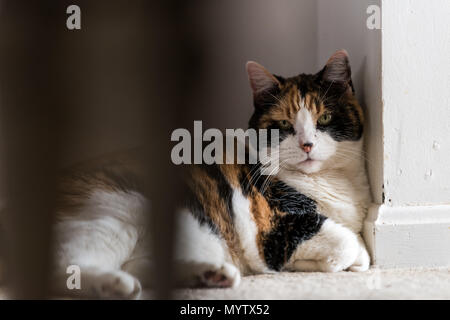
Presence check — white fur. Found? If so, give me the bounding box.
[280,102,339,174]
[52,103,371,296]
[174,209,240,288]
[53,190,148,299]
[295,106,316,146]
[174,209,229,269]
[285,219,360,272]
[52,188,243,297]
[278,140,370,233]
[277,105,372,271]
[231,189,271,274]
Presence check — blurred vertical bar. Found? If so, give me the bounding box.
[0,1,61,298]
[140,1,205,298]
[0,0,203,299]
[139,1,183,299]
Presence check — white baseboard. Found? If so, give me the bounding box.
[363,204,450,268]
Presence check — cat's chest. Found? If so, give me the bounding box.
[277,170,371,232]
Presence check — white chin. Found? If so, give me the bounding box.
[297,159,322,173]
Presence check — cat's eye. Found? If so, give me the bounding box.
[278,120,292,130]
[318,113,333,126]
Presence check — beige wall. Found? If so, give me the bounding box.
[191,0,317,130]
[62,0,318,165]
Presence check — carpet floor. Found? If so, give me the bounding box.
[171,267,450,300]
[0,267,448,300]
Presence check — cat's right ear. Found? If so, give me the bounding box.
[246,61,281,95]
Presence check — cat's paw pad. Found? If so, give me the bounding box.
[200,263,241,288]
[93,270,141,299]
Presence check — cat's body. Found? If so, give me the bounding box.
[52,151,150,299]
[52,50,372,299]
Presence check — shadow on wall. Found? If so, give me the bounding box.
[317,0,382,203]
[57,0,382,202]
[59,0,319,166]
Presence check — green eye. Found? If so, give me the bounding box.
[278,120,292,130]
[318,113,333,126]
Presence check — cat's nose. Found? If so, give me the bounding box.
[301,142,313,153]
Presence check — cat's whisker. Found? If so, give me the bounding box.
[259,159,290,195]
[333,147,376,167]
[244,153,282,192]
[318,80,335,102]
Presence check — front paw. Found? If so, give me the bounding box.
[199,263,241,288]
[347,236,370,272]
[91,270,142,299]
[290,220,360,273]
[175,261,241,289]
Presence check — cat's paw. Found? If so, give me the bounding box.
[320,223,360,273]
[347,241,370,272]
[91,270,142,299]
[291,220,360,273]
[199,263,241,288]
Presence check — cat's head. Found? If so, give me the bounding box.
[247,50,364,174]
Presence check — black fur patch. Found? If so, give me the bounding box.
[239,162,277,197]
[316,83,363,142]
[262,180,326,271]
[265,180,316,214]
[263,211,326,271]
[239,167,326,271]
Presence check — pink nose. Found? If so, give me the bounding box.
[301,143,313,153]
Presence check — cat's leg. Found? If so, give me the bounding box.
[54,265,141,299]
[52,218,142,299]
[52,191,146,299]
[122,256,154,288]
[173,209,241,288]
[121,234,154,288]
[347,234,370,272]
[285,218,361,273]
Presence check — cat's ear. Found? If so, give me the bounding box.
[319,50,354,93]
[246,61,281,95]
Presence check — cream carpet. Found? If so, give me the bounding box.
[0,267,448,299]
[172,267,450,300]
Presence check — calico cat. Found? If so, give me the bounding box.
[52,50,371,299]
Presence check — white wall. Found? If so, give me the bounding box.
[362,0,450,268]
[317,0,383,203]
[383,0,450,206]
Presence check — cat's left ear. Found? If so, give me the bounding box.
[246,61,281,95]
[319,49,355,94]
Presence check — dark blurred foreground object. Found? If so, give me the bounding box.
[0,1,62,299]
[0,0,200,298]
